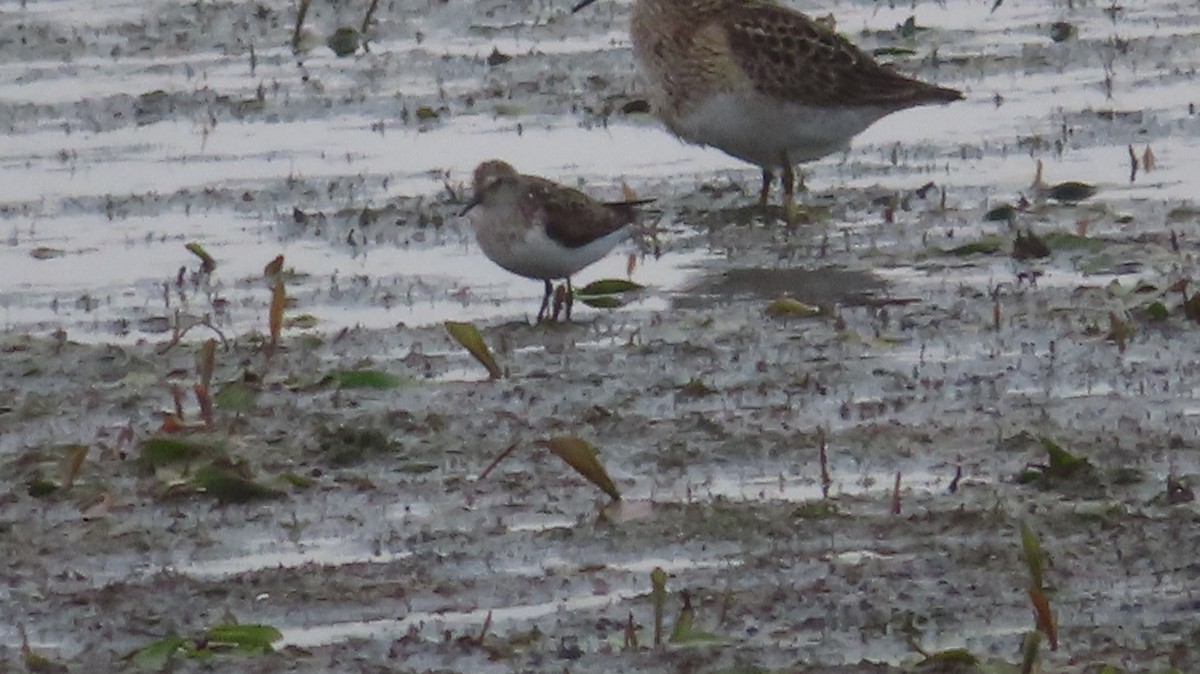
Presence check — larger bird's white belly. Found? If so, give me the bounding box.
[673,91,889,167]
[477,224,629,281]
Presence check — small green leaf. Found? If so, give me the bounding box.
[280,472,315,488]
[326,26,359,57]
[668,628,725,644]
[185,242,217,273]
[1045,181,1097,202]
[1015,468,1041,484]
[285,314,319,329]
[492,103,525,116]
[194,463,284,504]
[139,437,224,468]
[1041,436,1084,476]
[575,279,644,296]
[984,204,1017,222]
[872,46,917,57]
[764,297,819,318]
[444,321,503,380]
[945,237,1005,256]
[578,296,624,309]
[214,382,259,413]
[1145,302,1169,321]
[1021,631,1043,673]
[132,635,188,670]
[1019,519,1045,589]
[540,436,620,500]
[317,426,393,467]
[27,477,59,498]
[667,592,724,644]
[1040,231,1106,252]
[651,567,667,646]
[205,623,282,653]
[331,369,404,389]
[668,596,694,643]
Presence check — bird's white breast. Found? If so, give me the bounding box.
[474,217,629,281]
[674,91,890,167]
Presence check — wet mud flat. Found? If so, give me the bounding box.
[3,0,1200,671]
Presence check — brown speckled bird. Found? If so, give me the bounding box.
[573,0,963,216]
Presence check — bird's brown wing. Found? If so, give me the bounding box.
[722,3,962,109]
[520,177,634,249]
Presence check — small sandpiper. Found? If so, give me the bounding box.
[460,160,649,322]
[572,0,963,217]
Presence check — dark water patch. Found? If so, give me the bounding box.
[677,266,887,308]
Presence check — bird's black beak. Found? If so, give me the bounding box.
[571,0,601,13]
[459,193,483,217]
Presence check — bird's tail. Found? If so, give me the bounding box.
[604,198,656,224]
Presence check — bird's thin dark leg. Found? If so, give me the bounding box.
[781,157,795,213]
[759,169,774,217]
[551,283,566,321]
[565,278,574,320]
[537,279,552,323]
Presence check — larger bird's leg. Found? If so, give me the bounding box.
[537,279,552,323]
[781,154,796,225]
[565,278,574,321]
[759,168,774,217]
[551,283,567,321]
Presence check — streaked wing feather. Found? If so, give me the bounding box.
[521,177,633,249]
[723,4,961,108]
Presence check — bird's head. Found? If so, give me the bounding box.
[460,160,520,216]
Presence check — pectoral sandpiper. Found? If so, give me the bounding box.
[572,0,963,217]
[460,160,648,322]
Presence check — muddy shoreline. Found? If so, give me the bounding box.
[4,0,1200,671]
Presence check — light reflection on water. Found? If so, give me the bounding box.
[171,537,414,579]
[276,553,741,648]
[5,0,1198,343]
[0,215,717,342]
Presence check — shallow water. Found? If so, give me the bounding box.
[3,0,1194,343]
